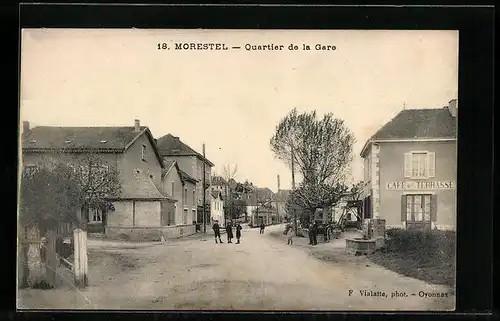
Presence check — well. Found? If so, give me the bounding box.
[345,218,386,255]
[345,238,376,255]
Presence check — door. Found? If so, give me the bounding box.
[405,194,432,231]
[363,196,372,219]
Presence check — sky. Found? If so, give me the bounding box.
[20,29,458,192]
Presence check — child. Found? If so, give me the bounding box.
[235,223,242,244]
[287,226,294,245]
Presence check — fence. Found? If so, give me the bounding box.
[18,225,88,289]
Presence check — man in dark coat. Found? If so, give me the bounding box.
[212,220,223,244]
[312,221,318,245]
[226,221,234,243]
[308,222,314,245]
[235,222,242,244]
[259,222,265,234]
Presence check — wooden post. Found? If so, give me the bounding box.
[44,230,57,287]
[73,228,88,287]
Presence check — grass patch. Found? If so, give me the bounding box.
[369,229,456,287]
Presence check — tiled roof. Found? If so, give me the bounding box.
[179,169,199,184]
[22,125,165,167]
[361,108,457,156]
[275,189,291,202]
[371,108,456,140]
[114,173,175,201]
[155,133,215,166]
[23,126,147,150]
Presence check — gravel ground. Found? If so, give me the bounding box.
[17,224,455,311]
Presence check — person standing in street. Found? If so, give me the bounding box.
[312,221,318,246]
[226,221,234,243]
[212,220,223,244]
[308,221,314,245]
[235,222,242,244]
[287,225,294,245]
[259,222,265,234]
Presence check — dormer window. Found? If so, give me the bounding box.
[100,140,108,144]
[65,140,72,144]
[29,140,36,144]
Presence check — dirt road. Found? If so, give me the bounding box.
[18,224,455,310]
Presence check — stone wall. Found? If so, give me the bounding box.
[105,225,196,242]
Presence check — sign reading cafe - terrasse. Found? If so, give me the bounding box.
[386,181,456,190]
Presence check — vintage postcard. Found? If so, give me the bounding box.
[18,29,457,311]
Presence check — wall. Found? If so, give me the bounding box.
[134,201,161,226]
[119,133,163,196]
[195,157,212,208]
[107,201,134,226]
[211,197,224,224]
[162,164,183,225]
[105,225,196,242]
[22,152,119,172]
[378,141,457,229]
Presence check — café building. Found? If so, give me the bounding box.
[360,100,457,231]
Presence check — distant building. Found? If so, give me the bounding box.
[360,99,457,231]
[273,189,291,222]
[156,134,215,225]
[210,190,225,226]
[245,187,276,226]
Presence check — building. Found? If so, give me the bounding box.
[245,187,276,226]
[210,190,225,226]
[273,189,291,222]
[21,119,180,240]
[162,160,199,231]
[360,100,457,231]
[156,134,215,224]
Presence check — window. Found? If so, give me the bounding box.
[192,210,196,223]
[171,182,175,197]
[183,188,188,204]
[405,195,431,222]
[404,151,435,178]
[141,144,147,161]
[183,209,188,225]
[88,208,102,223]
[192,190,195,205]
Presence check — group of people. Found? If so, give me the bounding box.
[212,220,242,244]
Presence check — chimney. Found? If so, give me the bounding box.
[448,99,457,118]
[154,138,157,145]
[22,121,30,136]
[173,136,179,140]
[134,119,140,132]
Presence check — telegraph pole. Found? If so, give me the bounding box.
[202,143,206,233]
[276,174,280,223]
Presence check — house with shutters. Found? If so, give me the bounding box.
[360,99,457,231]
[156,134,214,224]
[20,119,178,240]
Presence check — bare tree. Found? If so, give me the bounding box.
[221,164,238,223]
[270,108,355,185]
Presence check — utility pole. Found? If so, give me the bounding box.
[202,143,206,233]
[291,146,297,234]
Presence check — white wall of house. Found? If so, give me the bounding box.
[211,197,224,224]
[134,201,161,226]
[107,201,134,227]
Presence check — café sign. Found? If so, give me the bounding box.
[386,181,456,190]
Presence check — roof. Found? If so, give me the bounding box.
[22,126,164,167]
[211,190,223,200]
[156,133,215,166]
[109,173,175,201]
[275,189,291,202]
[179,169,199,184]
[361,108,457,156]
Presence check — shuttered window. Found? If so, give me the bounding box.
[404,151,436,179]
[401,194,437,230]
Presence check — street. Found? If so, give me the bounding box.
[18,224,454,311]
